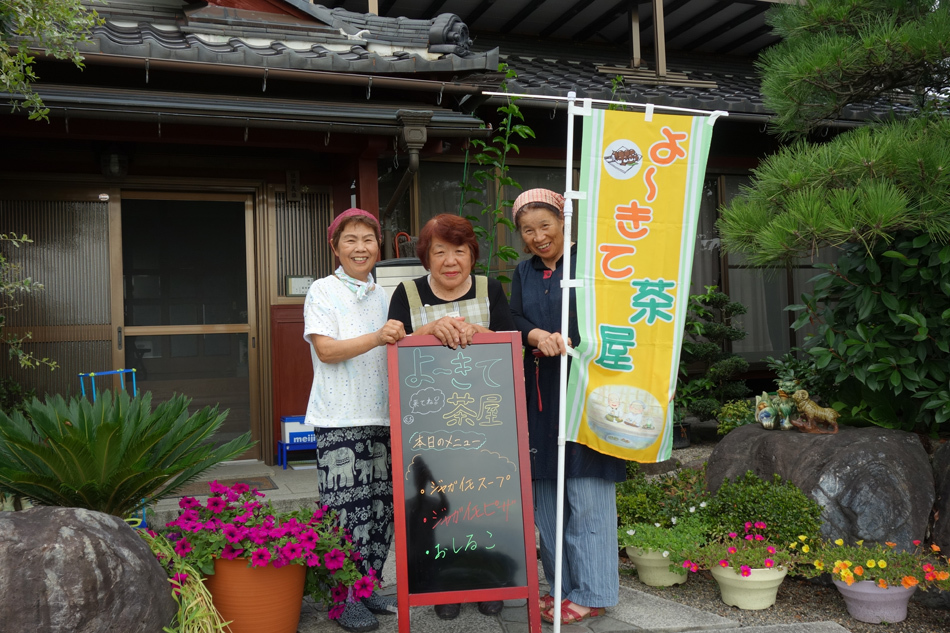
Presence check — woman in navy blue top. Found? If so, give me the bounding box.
[509,189,625,626]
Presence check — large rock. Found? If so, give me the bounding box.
[934,441,950,550]
[706,425,934,546]
[0,506,176,633]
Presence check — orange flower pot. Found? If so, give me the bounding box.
[204,558,307,633]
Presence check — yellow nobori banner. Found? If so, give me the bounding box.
[566,108,715,462]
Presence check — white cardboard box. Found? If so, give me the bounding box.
[281,416,315,444]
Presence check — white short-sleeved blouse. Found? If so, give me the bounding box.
[302,275,389,428]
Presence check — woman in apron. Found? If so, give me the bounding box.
[387,213,514,620]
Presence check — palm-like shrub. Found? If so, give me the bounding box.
[0,390,254,518]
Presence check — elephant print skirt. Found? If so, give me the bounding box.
[315,425,394,580]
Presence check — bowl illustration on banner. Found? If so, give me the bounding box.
[603,139,644,180]
[587,386,662,449]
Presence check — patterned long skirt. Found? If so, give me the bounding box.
[314,425,394,580]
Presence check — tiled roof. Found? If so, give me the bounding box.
[484,38,916,124]
[80,1,497,75]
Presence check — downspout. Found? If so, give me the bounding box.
[382,110,433,228]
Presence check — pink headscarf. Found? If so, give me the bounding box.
[512,189,565,227]
[326,208,380,244]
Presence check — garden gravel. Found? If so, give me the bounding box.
[623,443,950,632]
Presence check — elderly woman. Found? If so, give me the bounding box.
[509,189,626,626]
[387,213,512,620]
[304,208,406,633]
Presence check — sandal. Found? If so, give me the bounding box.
[539,594,555,612]
[540,600,604,625]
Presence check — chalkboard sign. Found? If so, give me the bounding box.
[388,332,540,632]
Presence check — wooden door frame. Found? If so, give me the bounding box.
[109,190,262,461]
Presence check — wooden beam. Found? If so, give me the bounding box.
[539,0,597,38]
[629,1,640,69]
[421,0,448,20]
[682,4,772,52]
[465,0,494,26]
[500,1,542,34]
[653,0,666,77]
[714,24,775,54]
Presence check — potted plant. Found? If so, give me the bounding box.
[683,521,797,610]
[150,481,373,633]
[618,513,709,587]
[796,538,950,624]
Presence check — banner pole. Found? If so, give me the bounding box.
[552,89,580,633]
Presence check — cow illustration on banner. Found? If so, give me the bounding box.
[565,108,716,463]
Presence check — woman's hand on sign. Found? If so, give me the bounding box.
[376,319,407,346]
[428,315,472,349]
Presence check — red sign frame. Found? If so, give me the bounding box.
[387,332,541,633]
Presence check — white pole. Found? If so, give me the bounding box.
[552,90,579,633]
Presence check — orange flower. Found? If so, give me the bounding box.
[932,544,941,553]
[877,579,888,589]
[936,571,950,581]
[854,566,864,576]
[901,576,919,589]
[885,542,897,548]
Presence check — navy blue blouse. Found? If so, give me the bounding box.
[509,245,626,483]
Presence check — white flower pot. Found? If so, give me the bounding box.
[625,547,687,587]
[833,579,916,624]
[710,565,787,610]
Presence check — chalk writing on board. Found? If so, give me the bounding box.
[433,499,520,527]
[428,532,497,558]
[405,348,435,387]
[403,414,415,425]
[475,358,502,386]
[408,387,445,414]
[442,392,506,426]
[409,430,487,451]
[427,474,512,495]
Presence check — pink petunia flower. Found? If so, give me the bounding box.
[174,538,193,556]
[208,480,229,495]
[298,530,319,550]
[353,576,375,599]
[306,553,321,567]
[281,542,303,560]
[331,584,349,602]
[221,544,244,560]
[328,604,345,620]
[173,572,189,585]
[179,497,200,509]
[206,497,228,514]
[232,483,250,494]
[222,524,248,543]
[324,548,346,570]
[250,547,272,567]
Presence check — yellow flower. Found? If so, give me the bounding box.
[802,545,810,553]
[878,560,887,569]
[856,540,864,546]
[834,539,844,546]
[814,560,824,570]
[866,559,876,568]
[798,535,807,542]
[789,542,798,549]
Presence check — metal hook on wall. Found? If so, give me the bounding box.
[437,84,444,106]
[262,68,268,93]
[759,121,768,133]
[393,152,399,170]
[145,59,149,84]
[550,100,558,120]
[366,77,372,100]
[821,126,829,137]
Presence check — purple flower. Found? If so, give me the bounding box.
[324,548,346,570]
[206,497,227,514]
[249,526,269,545]
[221,544,245,560]
[306,553,321,567]
[311,507,325,522]
[281,542,303,560]
[172,572,189,585]
[353,575,375,599]
[331,584,349,602]
[250,547,272,567]
[222,524,248,543]
[740,565,752,577]
[179,497,200,509]
[233,483,250,494]
[351,550,363,562]
[179,509,199,522]
[226,490,240,502]
[298,530,318,550]
[208,480,229,495]
[328,604,345,620]
[233,511,253,524]
[174,538,193,556]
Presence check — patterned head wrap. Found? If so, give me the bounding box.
[326,207,381,244]
[512,189,565,227]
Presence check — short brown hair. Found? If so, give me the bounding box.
[416,214,479,270]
